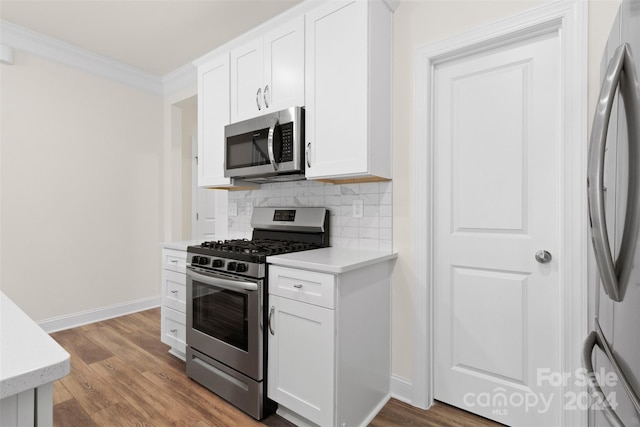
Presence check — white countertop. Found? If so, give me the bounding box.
[267,247,397,274]
[0,292,70,399]
[161,240,201,251]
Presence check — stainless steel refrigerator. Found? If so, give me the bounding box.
[585,0,640,426]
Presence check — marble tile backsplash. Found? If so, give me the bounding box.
[228,180,392,251]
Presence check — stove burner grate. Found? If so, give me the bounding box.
[199,238,321,256]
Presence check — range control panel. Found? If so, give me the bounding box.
[188,254,264,279]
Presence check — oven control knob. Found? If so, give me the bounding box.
[212,259,224,268]
[191,256,200,265]
[227,262,237,271]
[198,257,209,266]
[235,263,248,273]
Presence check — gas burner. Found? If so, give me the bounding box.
[188,207,329,273]
[197,238,320,257]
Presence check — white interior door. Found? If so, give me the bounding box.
[433,34,563,426]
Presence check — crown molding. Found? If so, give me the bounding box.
[0,20,164,95]
[162,62,197,97]
[1,44,14,64]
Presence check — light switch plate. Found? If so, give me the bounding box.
[229,202,238,217]
[353,199,364,218]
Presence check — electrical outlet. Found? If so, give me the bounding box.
[229,202,238,217]
[352,199,364,218]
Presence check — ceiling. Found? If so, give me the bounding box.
[0,0,301,77]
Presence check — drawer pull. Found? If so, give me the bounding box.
[170,260,178,263]
[170,290,178,294]
[170,329,178,334]
[293,284,303,289]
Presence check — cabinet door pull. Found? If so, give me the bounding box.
[306,142,311,168]
[256,87,262,111]
[170,289,178,294]
[170,259,178,263]
[268,306,275,335]
[264,85,270,109]
[293,284,303,289]
[170,329,178,334]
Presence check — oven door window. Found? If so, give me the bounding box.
[192,281,249,352]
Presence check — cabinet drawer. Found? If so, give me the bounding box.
[162,249,187,273]
[269,266,335,309]
[162,270,186,313]
[161,307,186,354]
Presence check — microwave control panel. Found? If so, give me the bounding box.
[280,122,294,162]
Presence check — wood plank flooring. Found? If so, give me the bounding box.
[50,308,502,427]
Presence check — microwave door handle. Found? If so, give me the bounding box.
[267,117,279,171]
[587,43,640,302]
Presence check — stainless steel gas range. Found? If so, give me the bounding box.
[185,207,329,420]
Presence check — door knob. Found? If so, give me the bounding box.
[535,250,552,264]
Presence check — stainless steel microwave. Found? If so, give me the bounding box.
[224,107,304,182]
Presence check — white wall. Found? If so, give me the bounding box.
[390,0,622,388]
[0,51,164,322]
[178,96,197,239]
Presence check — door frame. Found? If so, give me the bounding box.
[191,135,200,240]
[412,2,588,426]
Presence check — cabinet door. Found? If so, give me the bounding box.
[305,1,369,179]
[198,54,232,187]
[263,17,305,113]
[230,38,264,122]
[267,295,335,426]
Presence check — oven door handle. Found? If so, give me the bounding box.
[188,269,258,292]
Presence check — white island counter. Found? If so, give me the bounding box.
[1,292,70,426]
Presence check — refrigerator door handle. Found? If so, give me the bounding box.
[582,319,640,426]
[587,43,640,302]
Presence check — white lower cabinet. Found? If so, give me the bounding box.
[268,294,335,427]
[1,384,54,427]
[267,262,392,427]
[160,246,188,359]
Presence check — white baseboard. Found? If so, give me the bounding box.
[390,374,413,405]
[360,394,391,427]
[276,406,316,427]
[38,296,161,333]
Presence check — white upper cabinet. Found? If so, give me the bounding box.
[305,1,393,182]
[230,17,304,122]
[198,53,233,188]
